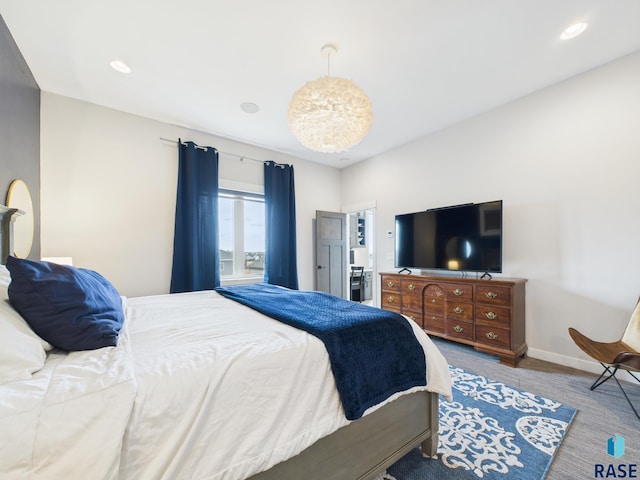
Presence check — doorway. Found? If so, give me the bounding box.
[347,207,376,306]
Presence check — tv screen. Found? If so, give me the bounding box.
[394,200,502,273]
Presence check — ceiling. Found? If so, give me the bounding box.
[2,1,640,168]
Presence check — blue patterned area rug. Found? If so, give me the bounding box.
[381,366,577,480]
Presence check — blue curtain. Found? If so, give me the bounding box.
[170,140,220,293]
[264,161,299,289]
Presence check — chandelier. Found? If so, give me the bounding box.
[288,44,373,153]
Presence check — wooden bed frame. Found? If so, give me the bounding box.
[249,391,439,480]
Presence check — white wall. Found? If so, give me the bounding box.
[39,50,640,373]
[341,51,640,373]
[40,93,342,297]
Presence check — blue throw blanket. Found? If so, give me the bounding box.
[216,283,427,420]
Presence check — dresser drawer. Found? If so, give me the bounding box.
[402,291,424,311]
[381,293,401,313]
[476,325,511,350]
[402,309,422,327]
[424,313,445,334]
[402,280,426,296]
[476,285,511,307]
[475,305,511,327]
[424,284,445,311]
[446,301,473,321]
[381,276,401,293]
[425,284,445,297]
[424,295,445,313]
[446,320,474,342]
[442,283,473,302]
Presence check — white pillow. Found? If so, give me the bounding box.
[0,298,47,384]
[0,264,10,297]
[1,262,54,352]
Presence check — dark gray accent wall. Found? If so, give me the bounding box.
[0,15,40,259]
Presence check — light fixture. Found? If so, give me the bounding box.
[110,59,131,74]
[288,44,373,153]
[560,22,588,40]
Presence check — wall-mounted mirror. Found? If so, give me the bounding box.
[6,179,34,258]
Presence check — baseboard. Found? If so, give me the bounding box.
[527,348,637,383]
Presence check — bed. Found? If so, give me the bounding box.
[0,254,451,480]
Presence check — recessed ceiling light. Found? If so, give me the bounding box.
[240,102,260,114]
[110,59,131,74]
[561,22,588,40]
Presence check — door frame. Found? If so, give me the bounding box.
[343,201,377,306]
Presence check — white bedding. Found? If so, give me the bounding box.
[1,290,451,480]
[0,322,136,479]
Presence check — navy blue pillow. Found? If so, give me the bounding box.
[6,256,124,351]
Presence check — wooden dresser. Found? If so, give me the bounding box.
[380,273,527,366]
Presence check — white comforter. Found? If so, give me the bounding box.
[1,290,451,480]
[0,321,136,479]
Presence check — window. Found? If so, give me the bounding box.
[218,189,265,280]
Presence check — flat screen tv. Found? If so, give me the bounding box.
[394,200,502,273]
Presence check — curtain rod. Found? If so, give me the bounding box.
[159,137,286,167]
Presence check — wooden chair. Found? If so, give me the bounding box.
[350,266,365,302]
[568,299,640,419]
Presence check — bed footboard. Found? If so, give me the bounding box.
[248,391,439,480]
[420,391,440,459]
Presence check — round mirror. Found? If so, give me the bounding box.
[6,179,34,258]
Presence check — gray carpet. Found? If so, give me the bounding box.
[431,338,639,480]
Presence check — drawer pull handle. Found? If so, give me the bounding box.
[454,325,464,333]
[454,306,464,314]
[432,299,437,304]
[387,281,395,288]
[387,296,395,303]
[432,316,437,321]
[408,284,416,291]
[485,312,497,320]
[409,315,416,321]
[453,288,464,296]
[485,291,498,299]
[486,332,498,340]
